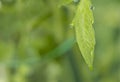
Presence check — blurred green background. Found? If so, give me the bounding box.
[0,0,120,82]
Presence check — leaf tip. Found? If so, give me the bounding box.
[88,64,93,71]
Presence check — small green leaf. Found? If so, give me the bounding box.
[73,0,95,69]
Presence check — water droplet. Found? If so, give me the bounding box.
[91,20,94,24]
[91,50,93,56]
[90,6,95,11]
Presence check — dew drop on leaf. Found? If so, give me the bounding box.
[90,6,95,11]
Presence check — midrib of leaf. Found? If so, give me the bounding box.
[73,0,95,69]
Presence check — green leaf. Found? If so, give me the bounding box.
[73,0,95,69]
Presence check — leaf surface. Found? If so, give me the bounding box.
[73,0,95,69]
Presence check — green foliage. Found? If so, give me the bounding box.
[0,0,120,82]
[73,0,95,69]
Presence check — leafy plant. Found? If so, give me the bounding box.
[1,0,120,82]
[0,0,95,69]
